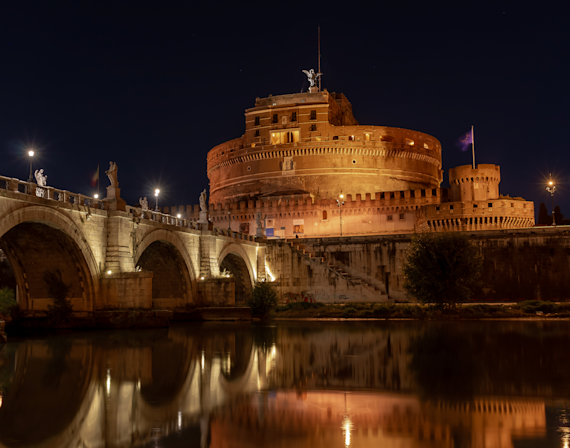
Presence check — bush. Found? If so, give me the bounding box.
[44,270,74,325]
[516,300,557,314]
[402,233,483,309]
[248,281,278,318]
[0,287,16,316]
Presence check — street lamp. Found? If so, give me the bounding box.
[94,193,99,199]
[546,177,557,226]
[27,150,34,182]
[155,189,160,212]
[337,193,345,237]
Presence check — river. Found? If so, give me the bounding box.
[0,321,569,447]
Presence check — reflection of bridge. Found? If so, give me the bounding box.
[0,176,266,312]
[0,324,553,448]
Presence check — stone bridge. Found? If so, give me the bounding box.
[0,176,266,313]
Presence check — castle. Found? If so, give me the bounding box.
[167,87,534,237]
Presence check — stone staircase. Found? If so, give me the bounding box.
[286,240,385,299]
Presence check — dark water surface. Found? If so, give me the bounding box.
[0,321,569,447]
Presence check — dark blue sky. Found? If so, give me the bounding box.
[1,1,569,217]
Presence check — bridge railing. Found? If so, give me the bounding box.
[0,175,107,209]
[213,227,257,242]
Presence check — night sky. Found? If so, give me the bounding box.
[2,1,569,218]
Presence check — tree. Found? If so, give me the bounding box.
[402,233,483,308]
[0,287,16,316]
[248,281,278,318]
[537,203,551,225]
[44,270,73,325]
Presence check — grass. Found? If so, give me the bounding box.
[272,300,570,319]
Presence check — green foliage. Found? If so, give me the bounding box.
[43,270,74,325]
[248,281,278,318]
[516,300,557,314]
[0,287,16,315]
[402,233,483,308]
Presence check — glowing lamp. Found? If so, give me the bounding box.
[28,150,34,157]
[94,194,99,199]
[107,270,112,275]
[177,214,181,218]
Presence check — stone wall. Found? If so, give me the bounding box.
[99,272,153,309]
[266,226,570,303]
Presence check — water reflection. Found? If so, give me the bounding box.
[0,321,568,447]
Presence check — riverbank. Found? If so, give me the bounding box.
[271,301,570,320]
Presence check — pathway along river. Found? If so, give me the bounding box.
[0,321,569,447]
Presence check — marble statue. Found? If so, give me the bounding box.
[34,169,47,198]
[199,189,207,212]
[139,197,149,211]
[256,212,262,228]
[302,69,321,87]
[34,169,47,187]
[105,161,119,187]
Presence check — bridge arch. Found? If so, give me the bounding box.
[134,229,197,307]
[0,206,99,312]
[217,243,256,305]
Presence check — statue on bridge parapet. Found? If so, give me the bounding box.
[256,211,265,238]
[105,162,119,188]
[199,189,209,224]
[139,197,149,211]
[34,169,47,198]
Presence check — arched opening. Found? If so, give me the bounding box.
[136,240,193,309]
[0,222,95,313]
[219,253,253,305]
[322,210,328,220]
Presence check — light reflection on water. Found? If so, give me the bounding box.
[0,321,569,447]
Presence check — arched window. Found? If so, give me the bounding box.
[405,138,414,146]
[322,210,328,220]
[380,135,394,142]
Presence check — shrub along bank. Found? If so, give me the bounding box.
[272,301,570,319]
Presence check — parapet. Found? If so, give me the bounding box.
[448,164,501,202]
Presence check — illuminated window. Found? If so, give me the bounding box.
[271,130,300,145]
[348,135,354,141]
[272,114,278,123]
[405,138,414,146]
[291,112,297,122]
[315,136,321,141]
[310,110,317,120]
[254,116,260,126]
[424,143,429,149]
[365,133,370,141]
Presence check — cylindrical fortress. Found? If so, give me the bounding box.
[448,164,501,202]
[207,90,443,204]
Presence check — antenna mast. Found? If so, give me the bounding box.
[318,26,322,91]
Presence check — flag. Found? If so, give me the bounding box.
[456,130,473,152]
[90,165,99,187]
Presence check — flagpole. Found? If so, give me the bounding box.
[471,125,475,169]
[97,164,99,195]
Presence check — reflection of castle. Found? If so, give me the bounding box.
[210,392,546,448]
[169,88,534,238]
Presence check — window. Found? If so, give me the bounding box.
[310,124,317,131]
[473,204,478,208]
[511,203,515,208]
[272,114,278,124]
[254,130,260,137]
[450,205,454,210]
[381,135,394,142]
[405,138,414,146]
[348,135,354,141]
[436,206,440,211]
[332,135,338,140]
[352,159,357,164]
[424,143,429,149]
[387,215,393,221]
[322,210,327,220]
[271,130,300,145]
[399,214,405,220]
[254,116,260,126]
[488,203,493,208]
[291,112,297,122]
[310,110,317,120]
[365,133,370,141]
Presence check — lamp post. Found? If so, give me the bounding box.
[27,150,34,182]
[155,189,160,212]
[546,178,557,227]
[336,193,345,237]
